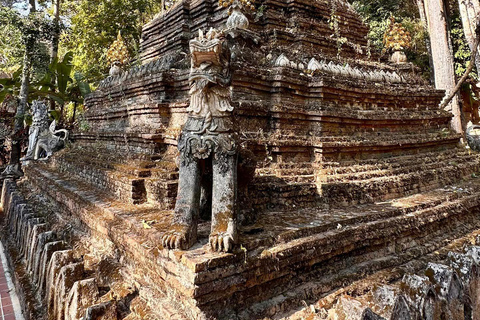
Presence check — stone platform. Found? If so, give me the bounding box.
[2,156,480,319]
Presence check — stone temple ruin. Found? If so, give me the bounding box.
[4,0,480,319]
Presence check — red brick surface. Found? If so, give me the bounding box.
[0,260,17,320]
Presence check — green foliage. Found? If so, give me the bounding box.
[0,6,56,77]
[31,52,73,104]
[349,0,477,81]
[56,52,73,94]
[350,0,418,23]
[49,109,61,121]
[64,102,84,122]
[364,18,391,52]
[61,0,164,82]
[0,52,91,105]
[0,22,23,73]
[74,72,91,98]
[402,17,431,78]
[449,13,477,79]
[0,68,21,102]
[348,0,430,73]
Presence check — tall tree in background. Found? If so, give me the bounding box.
[458,0,480,71]
[423,0,464,134]
[415,0,435,82]
[4,0,37,176]
[350,0,480,133]
[51,0,61,60]
[49,0,62,113]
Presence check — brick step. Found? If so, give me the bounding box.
[254,172,315,184]
[256,167,315,177]
[50,150,179,206]
[320,129,456,141]
[26,161,480,253]
[331,154,480,189]
[149,167,179,180]
[144,178,178,209]
[277,231,480,320]
[2,176,181,320]
[249,178,319,210]
[271,121,453,135]
[51,156,148,205]
[248,130,459,149]
[18,165,206,318]
[57,151,157,176]
[322,161,480,205]
[321,148,467,171]
[267,162,315,170]
[321,152,480,183]
[317,133,460,149]
[193,179,480,317]
[250,150,480,207]
[277,174,316,183]
[252,179,317,193]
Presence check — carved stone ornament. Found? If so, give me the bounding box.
[162,27,239,253]
[226,6,249,30]
[275,54,290,67]
[21,100,69,161]
[1,163,23,179]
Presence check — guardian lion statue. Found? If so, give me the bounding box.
[162,28,238,252]
[21,100,69,161]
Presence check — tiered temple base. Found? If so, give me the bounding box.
[3,153,480,319]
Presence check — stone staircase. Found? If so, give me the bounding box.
[319,148,480,206]
[245,146,480,210]
[0,179,167,320]
[50,147,179,208]
[46,141,480,215]
[1,157,479,318]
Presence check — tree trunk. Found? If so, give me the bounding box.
[423,0,464,134]
[51,0,60,60]
[49,0,61,111]
[71,101,77,124]
[417,0,428,23]
[441,28,480,109]
[458,0,480,71]
[6,0,36,170]
[416,0,436,83]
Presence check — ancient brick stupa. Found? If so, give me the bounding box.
[3,0,480,319]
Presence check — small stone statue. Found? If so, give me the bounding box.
[109,61,123,77]
[21,100,68,161]
[466,121,480,151]
[162,28,238,252]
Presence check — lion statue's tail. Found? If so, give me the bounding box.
[49,120,69,141]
